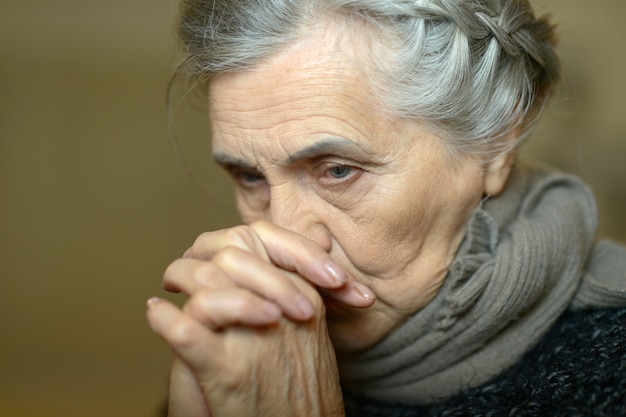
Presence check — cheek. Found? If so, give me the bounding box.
[235,188,270,223]
[330,200,430,278]
[329,171,476,281]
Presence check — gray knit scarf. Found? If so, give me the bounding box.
[339,167,626,405]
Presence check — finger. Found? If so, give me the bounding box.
[166,256,374,311]
[190,223,347,290]
[212,246,316,320]
[286,268,375,310]
[146,297,222,369]
[165,248,317,321]
[251,221,376,306]
[251,221,348,288]
[163,258,233,295]
[186,223,376,308]
[186,225,270,262]
[183,287,282,329]
[318,281,376,308]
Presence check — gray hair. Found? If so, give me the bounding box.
[173,0,560,160]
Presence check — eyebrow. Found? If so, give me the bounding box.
[286,137,371,164]
[212,153,257,170]
[212,137,372,170]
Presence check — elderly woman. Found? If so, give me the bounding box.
[146,0,626,415]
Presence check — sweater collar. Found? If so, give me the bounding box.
[339,167,625,405]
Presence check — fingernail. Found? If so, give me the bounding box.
[352,281,375,301]
[146,297,161,309]
[295,294,315,318]
[324,261,347,285]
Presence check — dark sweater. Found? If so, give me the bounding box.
[343,307,626,417]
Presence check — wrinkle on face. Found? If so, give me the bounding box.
[208,19,487,352]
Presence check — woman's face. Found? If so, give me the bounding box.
[208,25,492,352]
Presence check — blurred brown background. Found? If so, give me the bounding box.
[0,1,624,416]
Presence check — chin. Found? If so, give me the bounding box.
[324,301,381,353]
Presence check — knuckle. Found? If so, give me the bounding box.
[191,231,212,249]
[249,220,279,244]
[183,289,212,315]
[229,294,257,316]
[190,262,218,287]
[249,219,271,232]
[211,246,240,267]
[223,225,258,250]
[167,317,197,348]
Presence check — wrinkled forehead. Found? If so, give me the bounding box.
[207,67,378,166]
[207,14,393,109]
[207,24,384,127]
[205,33,414,169]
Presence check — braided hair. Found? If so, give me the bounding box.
[174,0,560,160]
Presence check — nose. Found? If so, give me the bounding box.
[268,187,332,252]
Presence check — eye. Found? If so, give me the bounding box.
[327,165,353,179]
[234,170,266,188]
[240,171,264,183]
[318,163,362,187]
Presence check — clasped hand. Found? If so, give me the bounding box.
[146,221,374,417]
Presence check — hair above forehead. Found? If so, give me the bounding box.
[174,0,560,160]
